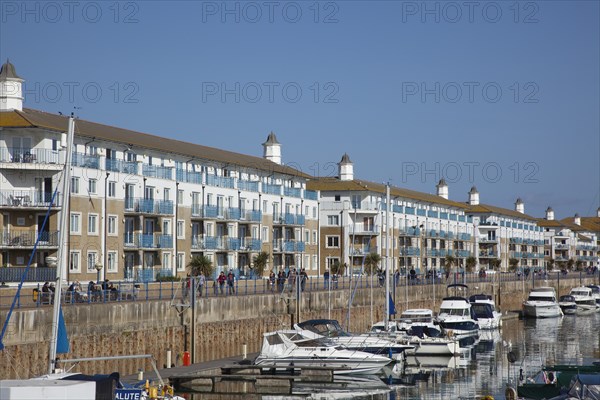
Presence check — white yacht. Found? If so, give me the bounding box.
[294,319,413,361]
[558,294,578,315]
[254,330,391,375]
[522,286,563,318]
[436,285,480,337]
[469,293,502,329]
[569,286,598,314]
[396,309,438,332]
[586,285,600,307]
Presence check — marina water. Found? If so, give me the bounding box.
[178,312,600,399]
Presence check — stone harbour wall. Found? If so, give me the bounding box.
[0,276,594,379]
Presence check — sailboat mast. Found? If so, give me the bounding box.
[384,183,391,329]
[48,116,75,374]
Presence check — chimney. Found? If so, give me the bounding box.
[574,213,581,226]
[0,59,24,112]
[436,178,448,199]
[468,186,479,206]
[338,153,354,181]
[545,207,554,221]
[597,207,600,218]
[262,132,281,165]
[515,198,525,214]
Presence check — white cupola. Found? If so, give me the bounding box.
[468,186,479,206]
[338,153,354,181]
[574,213,581,226]
[0,60,24,112]
[515,198,525,214]
[262,132,281,165]
[436,178,448,199]
[545,207,555,221]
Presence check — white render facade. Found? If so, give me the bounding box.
[0,62,319,282]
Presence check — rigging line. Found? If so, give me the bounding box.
[0,184,62,350]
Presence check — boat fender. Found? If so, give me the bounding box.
[505,387,517,400]
[447,330,454,338]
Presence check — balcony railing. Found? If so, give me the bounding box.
[245,210,262,222]
[106,159,138,174]
[350,246,378,256]
[142,164,173,180]
[400,246,420,256]
[207,175,234,189]
[479,251,498,258]
[238,180,259,192]
[0,267,57,282]
[0,190,61,208]
[240,238,262,251]
[304,190,318,201]
[262,183,281,195]
[0,147,61,164]
[124,233,173,248]
[273,213,305,225]
[479,237,498,243]
[272,240,305,252]
[175,169,202,184]
[283,187,301,198]
[0,230,60,247]
[124,198,174,215]
[71,152,100,169]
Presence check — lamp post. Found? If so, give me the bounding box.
[95,263,103,284]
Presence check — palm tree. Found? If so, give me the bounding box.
[252,251,270,278]
[575,259,584,272]
[508,258,519,273]
[489,258,502,271]
[330,261,346,277]
[364,252,381,276]
[547,258,555,272]
[465,256,477,273]
[188,255,214,278]
[444,255,456,279]
[567,258,575,271]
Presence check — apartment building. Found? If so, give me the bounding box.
[466,192,545,272]
[307,155,476,276]
[537,208,599,270]
[0,61,319,282]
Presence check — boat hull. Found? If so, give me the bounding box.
[522,303,563,318]
[254,356,389,375]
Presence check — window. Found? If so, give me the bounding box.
[327,215,340,226]
[177,220,185,238]
[108,181,116,197]
[107,251,117,272]
[71,177,80,194]
[88,214,98,235]
[262,227,269,243]
[107,215,117,235]
[305,205,309,216]
[313,230,318,244]
[69,251,80,273]
[263,200,268,213]
[70,213,81,234]
[313,255,318,270]
[164,188,170,201]
[313,207,317,218]
[305,230,310,243]
[87,251,98,272]
[253,199,258,211]
[177,252,185,271]
[163,219,171,235]
[88,179,97,194]
[177,189,184,205]
[334,195,341,201]
[163,252,171,270]
[326,236,340,248]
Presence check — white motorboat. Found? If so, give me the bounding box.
[522,286,563,318]
[254,330,391,375]
[436,285,480,337]
[294,319,413,361]
[586,285,600,307]
[396,309,439,332]
[558,295,578,315]
[400,325,460,356]
[469,293,502,329]
[569,287,598,314]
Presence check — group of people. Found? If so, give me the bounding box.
[267,268,309,293]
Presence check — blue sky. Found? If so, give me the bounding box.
[2,1,599,219]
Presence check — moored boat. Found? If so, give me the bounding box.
[522,286,563,318]
[254,330,392,375]
[558,295,578,315]
[469,293,502,329]
[570,287,598,314]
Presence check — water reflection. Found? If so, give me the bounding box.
[179,313,600,399]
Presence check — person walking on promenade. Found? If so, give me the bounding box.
[323,269,330,289]
[197,272,205,298]
[226,270,236,295]
[217,271,226,295]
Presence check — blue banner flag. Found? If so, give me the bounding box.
[388,294,396,316]
[57,307,70,354]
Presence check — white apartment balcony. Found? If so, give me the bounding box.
[349,223,380,235]
[478,236,498,243]
[320,201,380,213]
